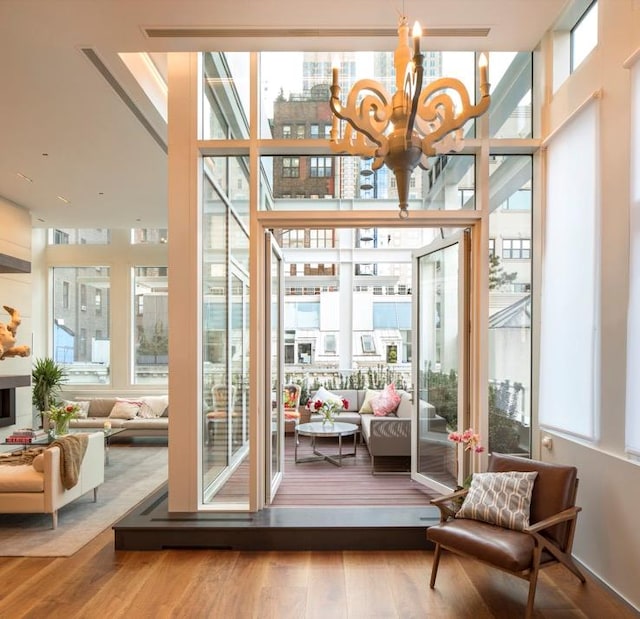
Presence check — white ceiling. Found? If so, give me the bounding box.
[0,0,569,229]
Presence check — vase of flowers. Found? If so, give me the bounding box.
[306,397,349,426]
[448,428,485,488]
[47,403,80,437]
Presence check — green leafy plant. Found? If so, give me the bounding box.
[32,357,67,412]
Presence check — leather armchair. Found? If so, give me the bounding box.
[427,453,585,619]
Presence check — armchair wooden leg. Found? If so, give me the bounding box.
[93,487,99,502]
[430,543,442,588]
[51,510,58,529]
[525,546,543,619]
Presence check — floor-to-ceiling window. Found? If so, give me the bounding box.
[174,43,536,510]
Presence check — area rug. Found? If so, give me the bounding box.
[0,443,167,556]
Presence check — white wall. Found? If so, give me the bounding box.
[541,0,640,609]
[0,197,32,437]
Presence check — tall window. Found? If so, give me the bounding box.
[133,266,169,385]
[52,266,111,380]
[571,1,598,72]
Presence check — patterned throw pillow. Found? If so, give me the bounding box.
[455,471,538,531]
[370,383,401,416]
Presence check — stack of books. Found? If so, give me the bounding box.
[5,428,48,444]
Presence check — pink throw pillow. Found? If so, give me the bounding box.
[371,384,401,416]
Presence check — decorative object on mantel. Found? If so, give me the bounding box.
[0,305,30,360]
[329,16,491,218]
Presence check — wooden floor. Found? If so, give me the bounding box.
[272,434,437,506]
[0,527,637,618]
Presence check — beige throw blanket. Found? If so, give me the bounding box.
[50,434,89,489]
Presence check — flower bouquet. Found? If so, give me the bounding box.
[47,402,80,437]
[306,397,349,426]
[448,428,485,494]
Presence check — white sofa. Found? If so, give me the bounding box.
[0,431,105,528]
[67,396,169,439]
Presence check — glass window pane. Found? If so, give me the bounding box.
[260,154,475,211]
[131,229,168,244]
[571,1,598,72]
[260,51,477,140]
[49,229,110,245]
[488,155,532,455]
[52,266,110,384]
[489,52,533,139]
[203,52,249,139]
[133,266,168,385]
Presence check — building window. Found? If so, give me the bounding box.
[324,334,336,354]
[489,238,496,257]
[309,156,332,178]
[502,238,531,259]
[310,124,319,139]
[282,157,300,178]
[95,290,102,315]
[309,228,334,248]
[298,342,312,364]
[296,125,305,139]
[361,334,376,354]
[281,229,305,248]
[571,1,598,72]
[282,124,292,139]
[62,281,70,310]
[80,284,87,311]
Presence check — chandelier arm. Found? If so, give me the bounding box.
[416,85,491,152]
[406,53,424,141]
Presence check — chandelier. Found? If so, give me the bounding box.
[329,17,491,218]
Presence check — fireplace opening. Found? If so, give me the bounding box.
[0,376,30,428]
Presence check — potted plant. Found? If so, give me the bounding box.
[32,357,67,428]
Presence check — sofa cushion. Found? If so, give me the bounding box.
[109,399,142,419]
[371,384,401,416]
[138,395,169,418]
[122,418,169,430]
[0,465,44,492]
[311,386,344,407]
[456,471,539,531]
[70,417,127,429]
[358,389,380,414]
[87,398,118,417]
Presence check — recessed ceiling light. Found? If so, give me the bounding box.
[16,172,33,183]
[57,195,70,204]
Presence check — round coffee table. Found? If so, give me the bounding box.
[294,421,358,467]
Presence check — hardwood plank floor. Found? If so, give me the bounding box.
[0,527,637,618]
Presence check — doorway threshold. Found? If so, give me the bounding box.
[113,484,440,551]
